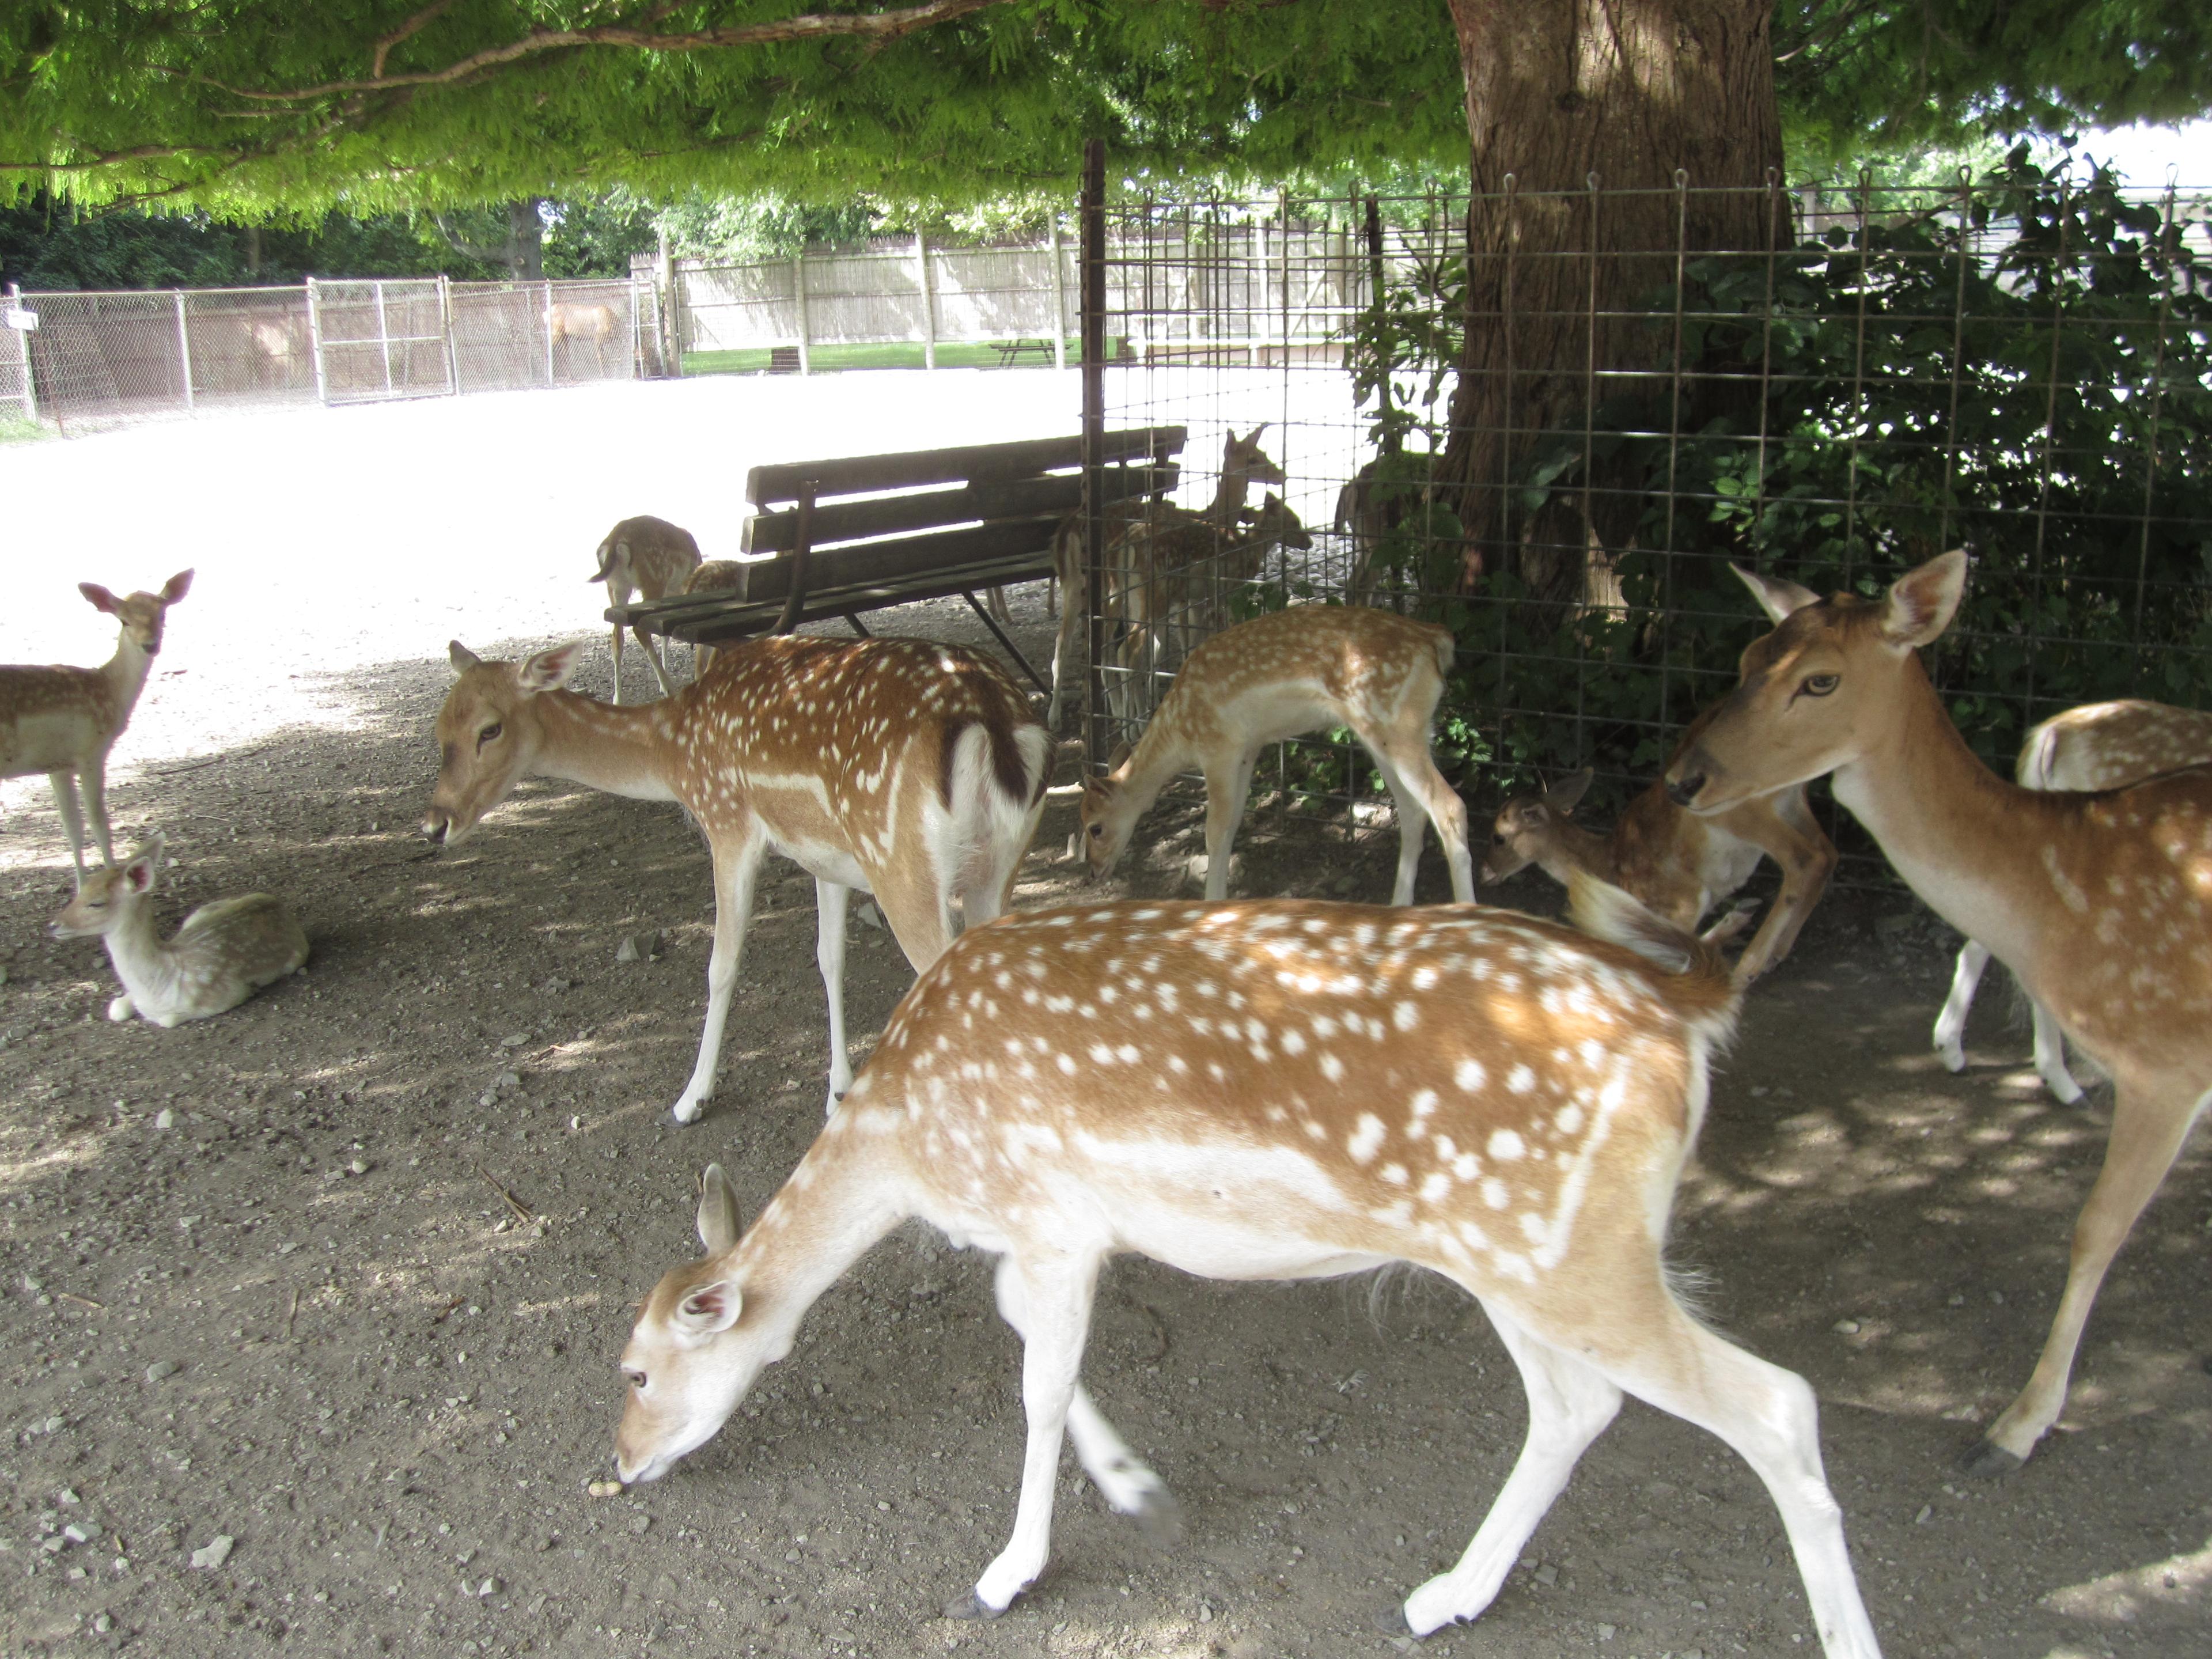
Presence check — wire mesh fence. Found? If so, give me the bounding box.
[10,274,666,433]
[1077,169,2212,888]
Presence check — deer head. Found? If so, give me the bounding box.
[420,641,584,845]
[1077,741,1139,879]
[1480,768,1593,885]
[80,570,192,660]
[51,833,166,940]
[1224,425,1285,487]
[1665,552,1967,816]
[1248,493,1312,552]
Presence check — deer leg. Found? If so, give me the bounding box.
[1967,1078,2207,1474]
[1726,793,1837,984]
[1400,1309,1620,1635]
[867,861,955,978]
[1371,741,1472,905]
[2029,999,2084,1105]
[607,577,631,706]
[1199,747,1259,902]
[78,760,116,869]
[46,770,90,885]
[635,622,680,700]
[1047,595,1079,730]
[814,879,854,1113]
[950,1251,1103,1618]
[671,831,765,1125]
[1932,940,1990,1073]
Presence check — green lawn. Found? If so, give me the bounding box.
[0,414,49,444]
[681,338,1082,376]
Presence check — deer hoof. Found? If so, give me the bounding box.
[941,1590,1006,1622]
[1369,1605,1417,1638]
[1957,1437,2024,1479]
[670,1099,706,1126]
[1128,1483,1183,1547]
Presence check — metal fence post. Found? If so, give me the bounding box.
[1049,218,1069,369]
[172,290,194,413]
[373,280,395,397]
[6,283,34,423]
[916,230,937,369]
[305,278,329,405]
[1080,138,1108,772]
[542,279,556,386]
[794,253,811,375]
[438,274,458,393]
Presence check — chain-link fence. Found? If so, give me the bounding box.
[7,274,667,433]
[1074,171,2212,885]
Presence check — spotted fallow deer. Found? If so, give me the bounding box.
[421,634,1049,1121]
[589,515,702,704]
[1481,712,1836,987]
[1665,551,2212,1478]
[1046,425,1286,728]
[1,570,192,888]
[1080,605,1475,904]
[1934,698,2212,1101]
[681,559,745,680]
[612,882,1883,1656]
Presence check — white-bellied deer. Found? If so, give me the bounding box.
[590,515,702,704]
[421,634,1048,1120]
[681,559,745,679]
[1047,426,1285,728]
[613,884,1883,1656]
[1934,698,2212,1101]
[1,570,192,887]
[1481,718,1836,986]
[1666,551,2212,1477]
[50,832,308,1026]
[1080,605,1475,904]
[547,300,621,376]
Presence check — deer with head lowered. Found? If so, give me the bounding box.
[422,633,1048,1121]
[1482,711,1836,986]
[1934,698,2212,1102]
[590,515,702,704]
[1,570,192,887]
[1080,604,1475,903]
[1666,551,2212,1478]
[613,882,1883,1656]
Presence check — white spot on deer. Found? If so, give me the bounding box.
[1056,1053,1077,1075]
[1452,1152,1480,1180]
[1482,1178,1510,1210]
[1319,1053,1345,1082]
[1347,1113,1387,1165]
[1507,1065,1536,1094]
[1420,1172,1452,1202]
[1556,1104,1586,1136]
[1281,1028,1307,1056]
[1380,1163,1408,1186]
[1488,1128,1526,1161]
[1393,1002,1419,1032]
[1455,1058,1486,1092]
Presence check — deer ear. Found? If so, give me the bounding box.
[518,642,582,694]
[675,1277,743,1336]
[1731,565,1821,625]
[448,641,482,675]
[80,583,120,616]
[1878,550,1967,649]
[160,570,194,604]
[696,1164,742,1255]
[1104,740,1133,772]
[122,846,159,894]
[1546,767,1594,814]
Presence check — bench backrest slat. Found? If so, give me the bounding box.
[743,424,1185,509]
[740,461,1179,556]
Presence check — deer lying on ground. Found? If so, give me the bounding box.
[681,559,745,679]
[1046,426,1286,728]
[421,634,1048,1121]
[547,300,620,375]
[1934,698,2212,1101]
[1108,493,1313,719]
[1081,604,1475,903]
[1666,551,2212,1478]
[51,832,308,1027]
[1481,720,1836,986]
[589,516,702,703]
[1,570,192,888]
[614,882,1884,1656]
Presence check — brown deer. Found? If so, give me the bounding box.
[546,300,621,376]
[1666,551,2212,1477]
[681,559,745,679]
[612,882,1883,1656]
[1080,604,1475,903]
[422,634,1048,1121]
[1,570,192,887]
[589,515,702,703]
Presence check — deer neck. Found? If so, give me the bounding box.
[729,1123,911,1354]
[526,690,683,804]
[1828,658,2056,963]
[100,897,174,997]
[1535,820,1619,890]
[1203,464,1256,526]
[96,630,154,732]
[1113,715,1202,826]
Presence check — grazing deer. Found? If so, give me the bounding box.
[1666,551,2212,1478]
[590,515,702,704]
[1934,698,2212,1101]
[613,884,1884,1657]
[1481,721,1837,987]
[421,634,1048,1121]
[681,559,745,679]
[1335,451,1438,605]
[1080,605,1475,904]
[1047,426,1286,728]
[1108,493,1314,719]
[546,300,621,376]
[50,832,308,1027]
[1,570,192,887]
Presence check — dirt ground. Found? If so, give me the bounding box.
[3,395,2209,1659]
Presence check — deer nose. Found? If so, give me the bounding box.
[1665,771,1705,809]
[419,813,449,844]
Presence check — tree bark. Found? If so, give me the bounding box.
[432,197,547,280]
[1440,0,1782,604]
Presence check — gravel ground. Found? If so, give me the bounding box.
[1,381,2207,1659]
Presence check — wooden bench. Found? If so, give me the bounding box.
[610,425,1185,693]
[991,338,1058,367]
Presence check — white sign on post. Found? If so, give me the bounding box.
[4,307,37,331]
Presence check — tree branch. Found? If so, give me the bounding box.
[372,0,465,79]
[211,0,1018,105]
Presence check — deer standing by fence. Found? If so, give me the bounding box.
[1,570,192,887]
[1081,605,1474,903]
[1666,551,2212,1476]
[547,301,621,376]
[613,885,1883,1656]
[589,515,702,703]
[421,634,1048,1120]
[1481,714,1837,986]
[1934,698,2212,1101]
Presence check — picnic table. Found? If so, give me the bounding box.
[991,338,1058,367]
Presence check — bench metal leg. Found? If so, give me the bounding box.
[844,612,871,637]
[961,589,1049,694]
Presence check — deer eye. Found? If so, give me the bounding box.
[1800,673,1839,698]
[624,1368,647,1391]
[478,722,503,747]
[1087,823,1104,838]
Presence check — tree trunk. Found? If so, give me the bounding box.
[1440,0,1782,605]
[505,198,546,282]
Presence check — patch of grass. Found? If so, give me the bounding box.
[0,413,50,444]
[682,337,1081,376]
